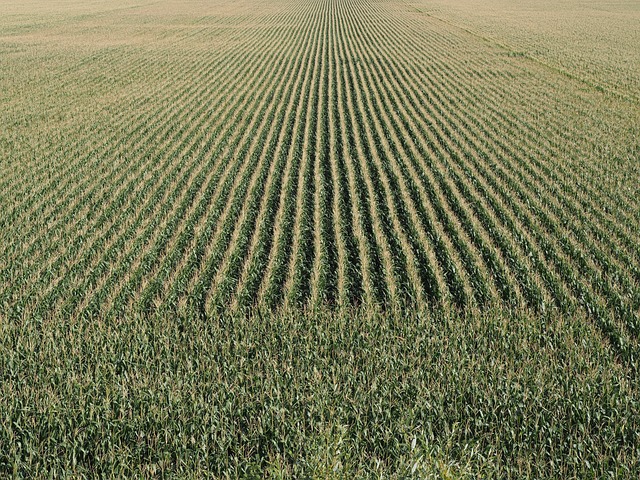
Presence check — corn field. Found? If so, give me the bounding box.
[1,0,639,476]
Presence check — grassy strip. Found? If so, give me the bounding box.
[1,305,638,478]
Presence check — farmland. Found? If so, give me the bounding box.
[1,0,639,477]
